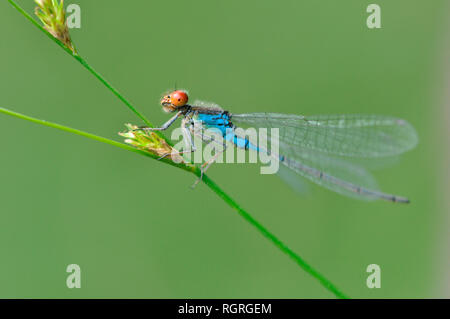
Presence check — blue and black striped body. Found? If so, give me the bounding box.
[195,112,260,152]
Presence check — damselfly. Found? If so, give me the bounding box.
[139,90,418,203]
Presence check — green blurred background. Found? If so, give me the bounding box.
[0,0,448,298]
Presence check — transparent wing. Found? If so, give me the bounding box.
[277,164,310,196]
[278,145,384,201]
[231,113,418,158]
[233,126,410,202]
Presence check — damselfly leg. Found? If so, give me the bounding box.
[190,129,229,188]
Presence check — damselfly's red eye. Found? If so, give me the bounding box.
[167,90,188,107]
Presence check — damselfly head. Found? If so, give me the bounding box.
[160,90,189,112]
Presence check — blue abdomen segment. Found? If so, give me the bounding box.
[197,113,259,151]
[225,134,259,152]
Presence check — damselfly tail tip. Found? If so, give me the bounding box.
[394,196,410,204]
[380,194,410,204]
